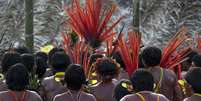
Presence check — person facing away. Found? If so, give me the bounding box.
[183,67,201,101]
[0,63,42,101]
[120,69,169,101]
[141,47,183,101]
[53,64,96,101]
[0,52,22,91]
[40,51,71,101]
[90,58,120,101]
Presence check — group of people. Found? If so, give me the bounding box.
[0,46,200,101]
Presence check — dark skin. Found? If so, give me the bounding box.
[0,90,42,101]
[118,69,129,80]
[120,91,169,101]
[91,79,118,101]
[148,66,183,101]
[40,76,67,101]
[183,96,201,101]
[53,90,97,101]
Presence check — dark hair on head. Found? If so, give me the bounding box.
[114,79,132,101]
[6,63,29,91]
[90,53,104,66]
[14,46,30,54]
[50,52,71,73]
[95,58,120,81]
[112,52,125,69]
[185,67,201,94]
[130,69,154,92]
[192,54,201,67]
[48,47,65,64]
[141,47,162,67]
[138,53,145,68]
[21,53,35,72]
[35,52,48,63]
[65,64,86,91]
[1,52,22,73]
[36,57,47,78]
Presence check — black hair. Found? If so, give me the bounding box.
[6,63,29,91]
[112,52,126,69]
[14,46,30,54]
[36,57,47,78]
[35,52,48,63]
[90,53,104,66]
[1,52,22,73]
[50,52,71,73]
[130,69,154,92]
[192,54,201,67]
[48,47,65,64]
[21,53,35,72]
[95,58,120,81]
[141,47,162,67]
[185,67,201,94]
[65,64,86,91]
[114,79,132,101]
[138,53,145,68]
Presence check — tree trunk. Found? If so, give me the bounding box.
[133,0,140,32]
[25,0,34,53]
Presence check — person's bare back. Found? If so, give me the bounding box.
[54,91,96,101]
[149,67,182,101]
[120,91,169,101]
[40,76,67,101]
[91,80,117,101]
[184,96,201,101]
[0,90,42,101]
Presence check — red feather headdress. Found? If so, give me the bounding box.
[117,32,141,76]
[65,0,124,48]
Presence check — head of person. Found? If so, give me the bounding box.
[114,79,132,101]
[48,47,65,64]
[35,57,47,78]
[65,64,86,91]
[130,69,154,92]
[14,46,30,54]
[35,52,48,63]
[50,52,71,74]
[21,53,35,73]
[185,67,201,94]
[6,63,29,91]
[89,53,104,66]
[95,58,120,82]
[191,54,201,67]
[141,47,162,68]
[112,51,126,69]
[1,52,22,74]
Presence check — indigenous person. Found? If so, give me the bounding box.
[120,69,169,101]
[90,58,120,101]
[0,63,42,101]
[191,54,201,67]
[53,64,96,101]
[114,79,132,101]
[141,47,182,101]
[21,53,35,73]
[183,67,201,101]
[0,52,22,91]
[40,51,71,101]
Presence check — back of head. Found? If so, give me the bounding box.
[65,64,86,91]
[192,54,201,67]
[185,67,201,94]
[90,53,104,66]
[35,52,48,63]
[50,52,71,73]
[95,58,120,81]
[114,79,132,101]
[48,47,65,64]
[21,53,35,72]
[36,57,47,78]
[1,52,22,73]
[112,52,126,69]
[141,47,162,67]
[6,63,29,91]
[130,69,154,92]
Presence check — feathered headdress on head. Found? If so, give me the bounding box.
[65,0,124,48]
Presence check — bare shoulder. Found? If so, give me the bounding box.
[41,76,54,85]
[156,93,170,101]
[53,92,67,101]
[120,94,136,101]
[81,92,96,101]
[27,90,42,100]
